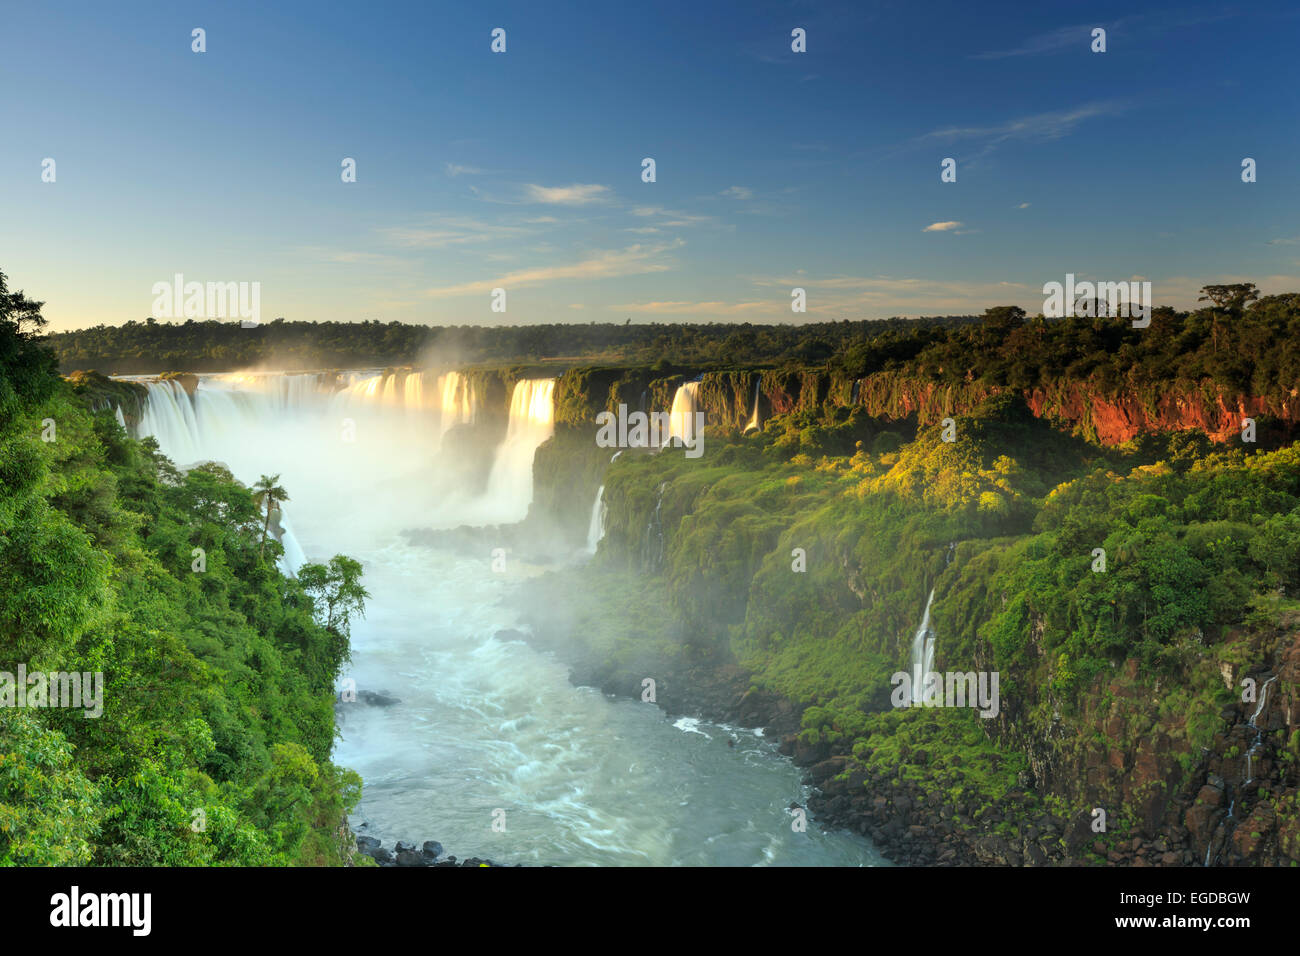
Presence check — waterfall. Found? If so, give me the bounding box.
[437,372,475,443]
[910,589,937,705]
[114,405,126,428]
[1205,673,1280,865]
[668,380,702,447]
[131,369,557,546]
[1244,675,1279,784]
[645,481,668,568]
[276,507,307,576]
[483,379,556,522]
[137,381,203,465]
[586,485,607,554]
[742,379,762,435]
[403,370,427,412]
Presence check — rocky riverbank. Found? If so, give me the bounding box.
[353,835,518,868]
[509,601,1300,868]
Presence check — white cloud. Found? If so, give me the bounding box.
[721,186,753,200]
[423,240,683,298]
[923,221,964,233]
[524,183,610,205]
[445,163,483,177]
[629,205,715,226]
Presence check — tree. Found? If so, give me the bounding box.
[0,269,47,334]
[298,555,369,639]
[251,474,289,558]
[1198,283,1259,354]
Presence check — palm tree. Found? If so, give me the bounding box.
[252,474,289,558]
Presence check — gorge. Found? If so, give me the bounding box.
[126,368,884,866]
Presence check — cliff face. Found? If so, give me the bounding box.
[521,381,1300,867]
[66,370,149,426]
[680,369,1297,446]
[552,363,1295,447]
[1025,382,1296,445]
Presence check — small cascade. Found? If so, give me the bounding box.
[275,506,308,577]
[668,380,702,448]
[1205,673,1279,866]
[909,589,938,705]
[742,379,762,435]
[1244,675,1278,784]
[645,481,668,568]
[586,485,607,554]
[114,405,126,428]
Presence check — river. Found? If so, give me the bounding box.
[130,370,885,866]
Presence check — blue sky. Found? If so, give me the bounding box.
[3,0,1298,331]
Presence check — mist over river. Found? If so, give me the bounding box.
[130,370,885,866]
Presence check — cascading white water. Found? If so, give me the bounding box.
[668,380,702,447]
[137,381,203,465]
[743,379,762,435]
[910,589,937,705]
[437,371,475,444]
[114,405,126,428]
[127,369,883,866]
[482,379,556,523]
[277,508,307,576]
[586,485,606,554]
[1205,673,1279,865]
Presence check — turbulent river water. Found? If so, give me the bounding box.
[131,370,884,866]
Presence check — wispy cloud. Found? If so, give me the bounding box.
[1016,202,1031,209]
[630,205,716,227]
[720,186,753,200]
[445,163,483,177]
[524,183,610,205]
[423,240,683,298]
[742,274,1034,317]
[615,299,774,316]
[377,216,528,249]
[972,11,1237,60]
[971,23,1101,60]
[923,221,964,233]
[917,101,1128,161]
[1266,237,1300,246]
